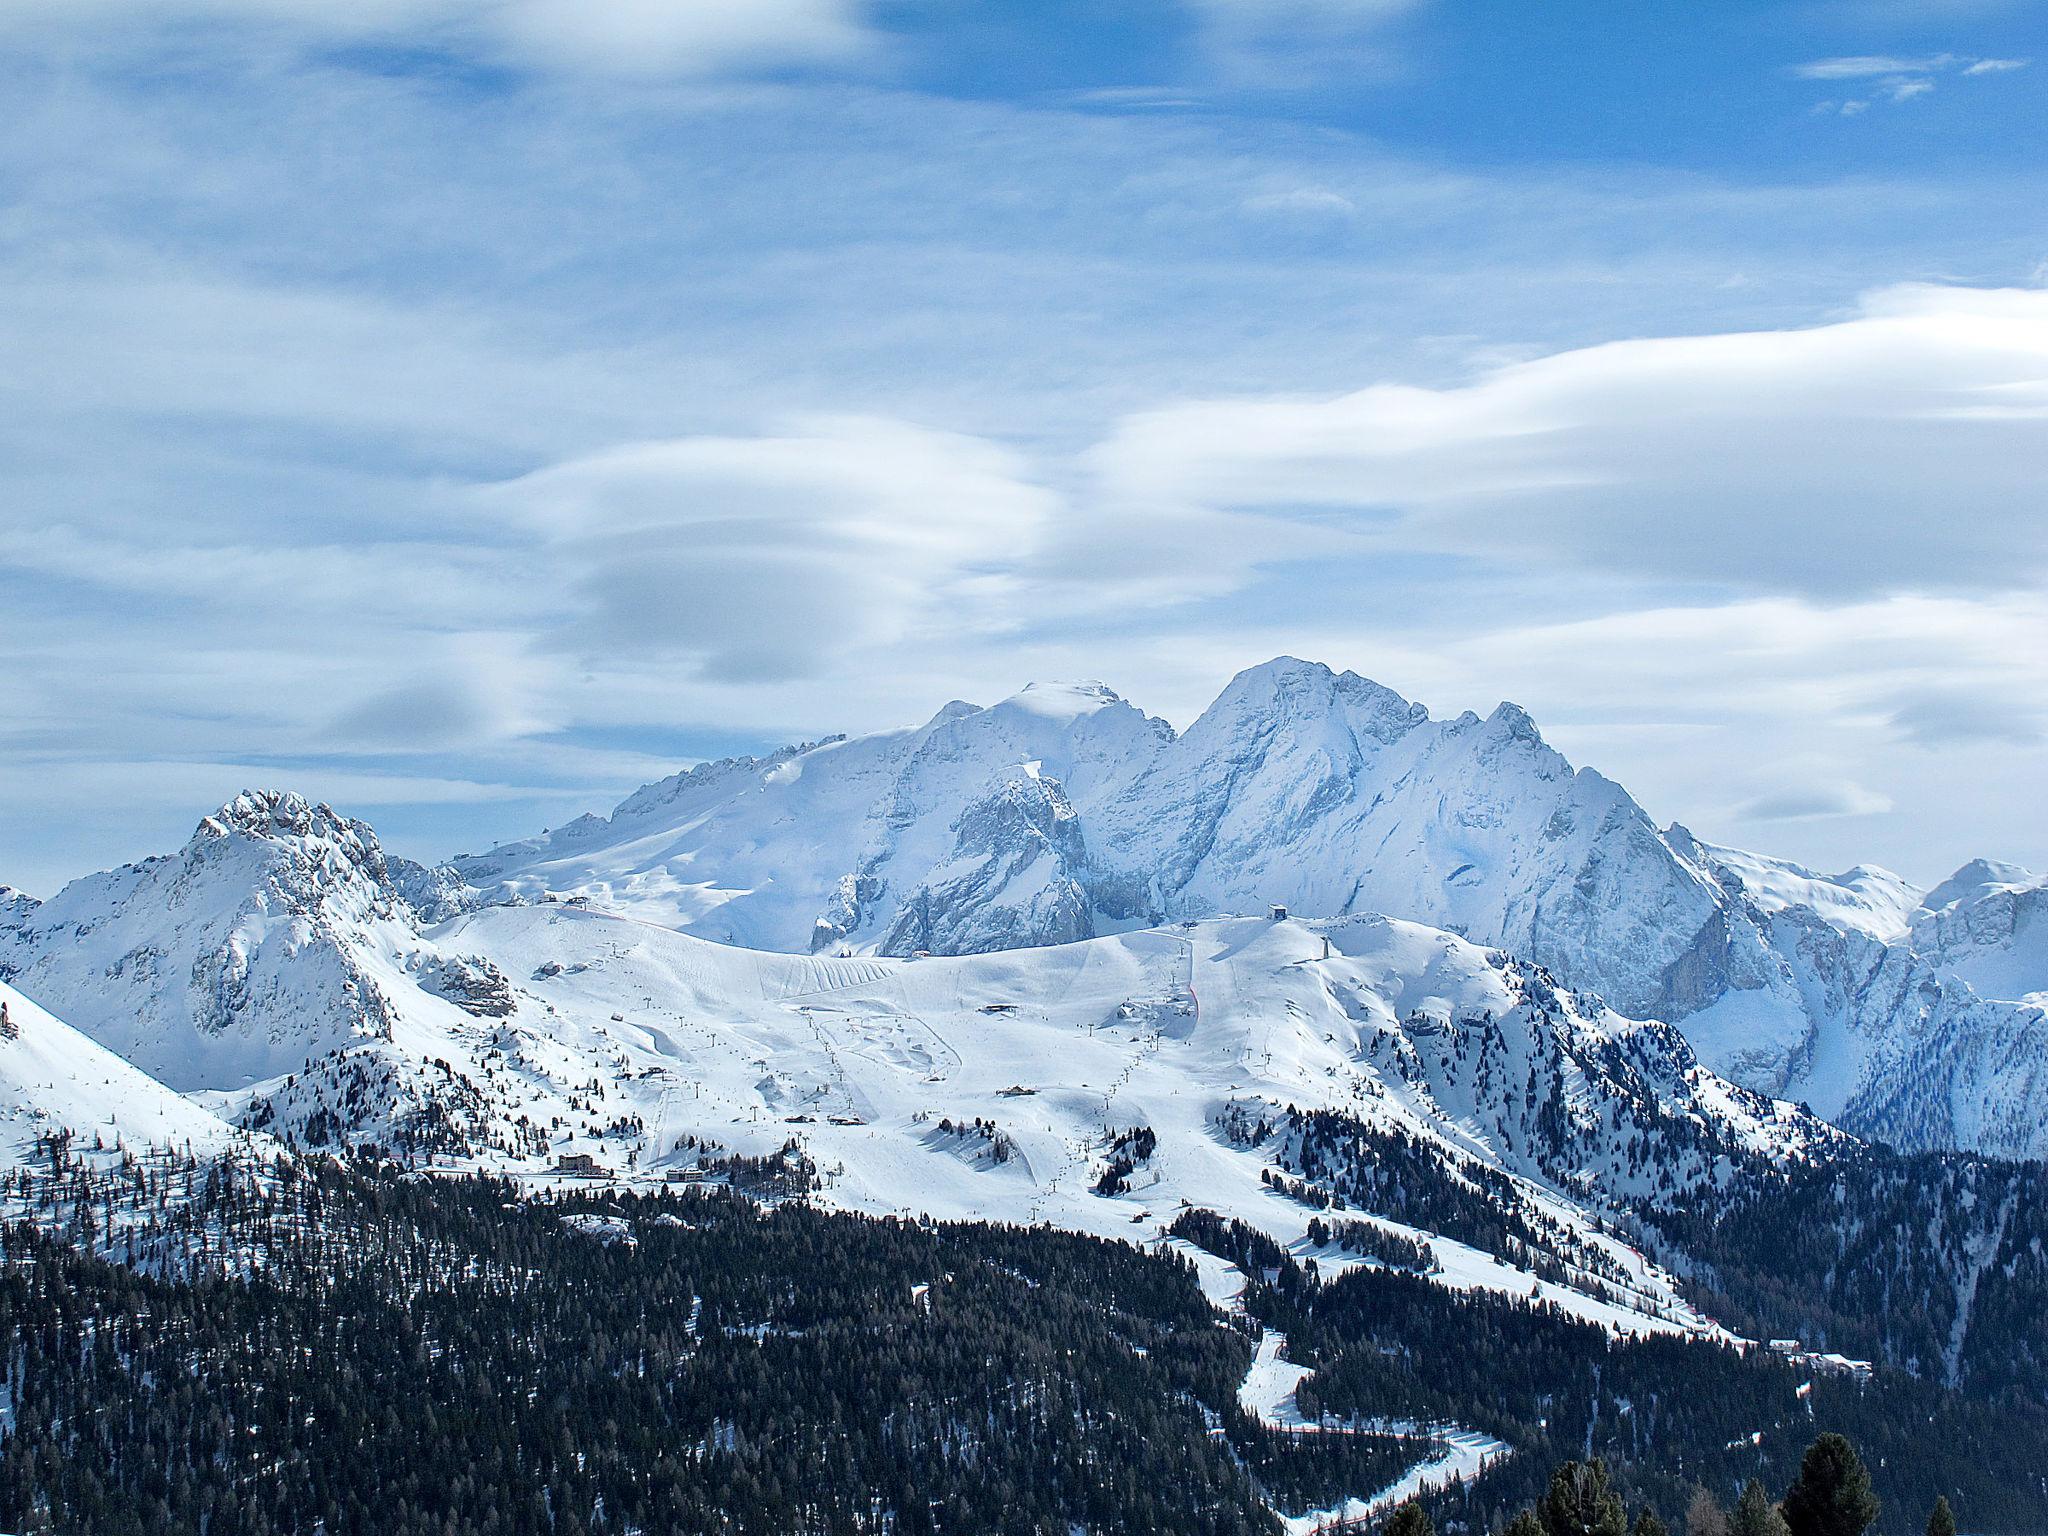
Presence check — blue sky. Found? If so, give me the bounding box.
[1,0,2044,894]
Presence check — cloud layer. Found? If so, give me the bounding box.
[1092,284,2048,594]
[0,0,878,75]
[2,29,2045,894]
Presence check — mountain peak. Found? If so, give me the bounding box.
[1484,700,1543,745]
[1923,857,2041,912]
[1206,657,1426,734]
[997,679,1130,721]
[197,788,364,848]
[924,699,983,729]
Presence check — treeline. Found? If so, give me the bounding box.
[1375,1432,1948,1536]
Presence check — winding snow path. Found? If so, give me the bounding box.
[1170,1238,1510,1530]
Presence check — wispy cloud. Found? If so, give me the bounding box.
[4,29,2048,890]
[0,0,884,77]
[1794,54,1958,79]
[1091,283,2048,597]
[1187,0,1424,85]
[1737,782,1894,822]
[1794,50,2027,111]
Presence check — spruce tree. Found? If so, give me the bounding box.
[1731,1481,1791,1536]
[1507,1511,1545,1536]
[1634,1511,1670,1536]
[1382,1499,1434,1536]
[1782,1433,1880,1536]
[1925,1496,1956,1536]
[1541,1460,1627,1536]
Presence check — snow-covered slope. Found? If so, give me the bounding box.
[1692,841,1923,945]
[0,980,246,1164]
[385,906,1838,1332]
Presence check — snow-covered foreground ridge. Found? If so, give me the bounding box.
[444,657,2045,1156]
[0,765,1829,1345]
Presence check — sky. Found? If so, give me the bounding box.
[0,0,2044,895]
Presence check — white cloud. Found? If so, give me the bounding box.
[477,417,1058,680]
[0,0,879,76]
[1241,187,1359,218]
[4,35,2047,891]
[1090,283,2048,595]
[1794,54,1956,78]
[1187,0,1423,84]
[1737,781,1894,821]
[1792,50,2026,108]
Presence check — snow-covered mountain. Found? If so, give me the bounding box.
[453,658,2048,1158]
[0,791,587,1162]
[0,777,1850,1327]
[1910,858,2048,1004]
[459,660,1749,1023]
[4,659,2043,1169]
[1,790,443,1087]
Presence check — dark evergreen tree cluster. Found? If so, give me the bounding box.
[1640,1148,2048,1406]
[0,1159,1475,1536]
[2,1123,2040,1534]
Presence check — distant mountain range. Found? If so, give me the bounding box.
[438,657,2046,1157]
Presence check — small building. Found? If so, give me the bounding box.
[665,1166,706,1184]
[1270,904,1289,921]
[1768,1338,1803,1355]
[556,1152,604,1176]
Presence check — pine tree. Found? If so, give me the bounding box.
[1925,1496,1956,1536]
[1541,1460,1627,1536]
[1782,1433,1880,1536]
[1634,1511,1670,1536]
[1382,1499,1434,1536]
[1731,1480,1790,1536]
[1507,1511,1545,1536]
